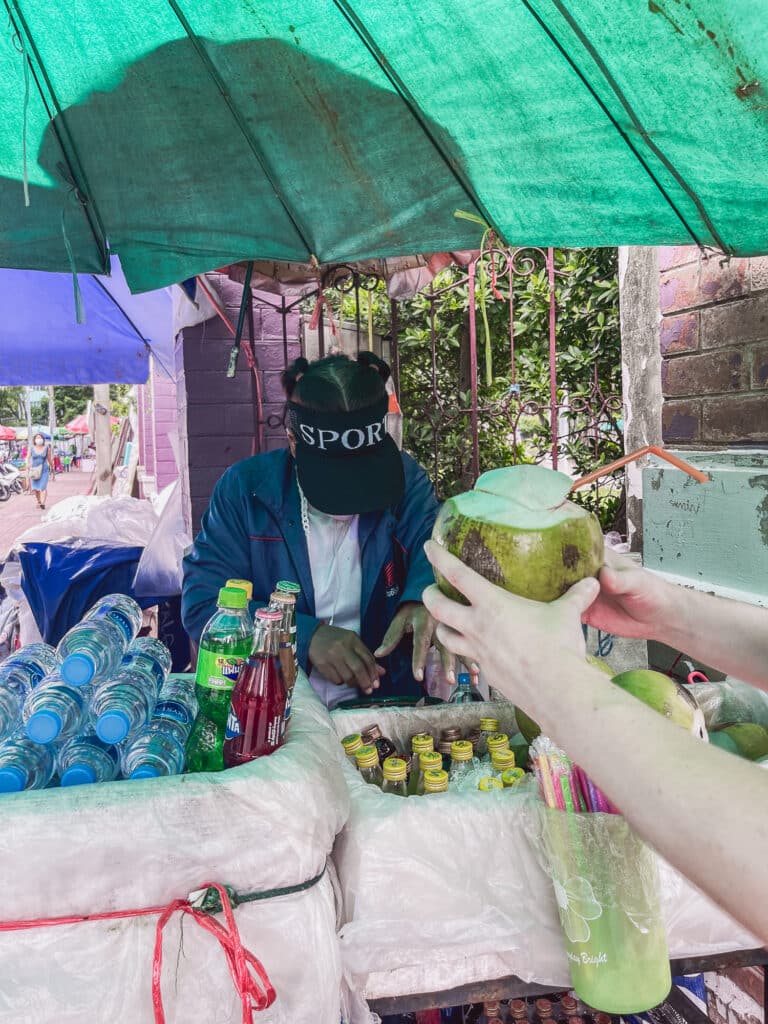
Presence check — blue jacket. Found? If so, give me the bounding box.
[181,448,439,700]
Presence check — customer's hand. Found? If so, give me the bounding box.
[308,625,385,693]
[422,541,598,708]
[582,548,673,641]
[374,601,454,685]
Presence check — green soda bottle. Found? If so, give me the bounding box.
[185,587,254,773]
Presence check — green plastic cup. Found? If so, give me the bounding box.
[538,807,671,1014]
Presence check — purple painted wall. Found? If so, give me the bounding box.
[176,274,301,531]
[136,358,181,495]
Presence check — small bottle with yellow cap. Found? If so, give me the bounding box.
[423,768,449,794]
[478,716,500,759]
[490,748,516,778]
[413,750,443,795]
[381,756,408,797]
[341,733,363,766]
[478,776,504,792]
[501,766,526,788]
[485,732,510,764]
[407,733,434,794]
[355,744,383,786]
[448,739,476,787]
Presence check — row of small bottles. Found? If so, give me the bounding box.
[184,579,301,772]
[471,995,614,1024]
[393,996,617,1023]
[341,720,527,796]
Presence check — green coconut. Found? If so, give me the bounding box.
[432,464,604,604]
[516,665,708,743]
[711,723,768,761]
[612,669,708,740]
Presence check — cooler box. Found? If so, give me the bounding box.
[0,678,349,1024]
[330,701,759,1021]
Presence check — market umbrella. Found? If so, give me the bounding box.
[0,257,177,386]
[0,1,766,295]
[0,426,17,441]
[65,413,119,434]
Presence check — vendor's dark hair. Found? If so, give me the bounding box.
[282,352,390,411]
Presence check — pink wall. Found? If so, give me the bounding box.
[136,358,179,495]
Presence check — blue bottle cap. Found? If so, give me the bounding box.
[0,766,25,792]
[61,764,97,787]
[96,710,130,744]
[61,653,95,687]
[26,709,62,744]
[129,765,160,780]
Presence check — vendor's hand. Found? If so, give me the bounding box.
[308,625,385,694]
[374,601,454,685]
[583,548,674,641]
[422,541,598,709]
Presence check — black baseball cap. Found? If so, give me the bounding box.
[288,396,405,515]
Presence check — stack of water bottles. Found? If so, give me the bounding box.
[0,594,197,793]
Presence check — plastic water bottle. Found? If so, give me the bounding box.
[121,637,172,693]
[123,733,186,780]
[90,666,157,744]
[22,673,90,745]
[0,736,54,792]
[0,643,59,695]
[152,677,198,745]
[57,735,120,787]
[0,688,23,744]
[85,594,142,646]
[58,616,126,688]
[121,678,198,779]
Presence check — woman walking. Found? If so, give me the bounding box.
[27,433,53,511]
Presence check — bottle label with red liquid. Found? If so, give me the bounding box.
[223,651,286,767]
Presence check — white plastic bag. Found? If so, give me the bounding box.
[84,496,158,547]
[685,677,768,730]
[134,481,191,597]
[0,678,349,1024]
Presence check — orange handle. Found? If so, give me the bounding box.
[570,445,710,491]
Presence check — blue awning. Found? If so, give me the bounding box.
[0,258,175,386]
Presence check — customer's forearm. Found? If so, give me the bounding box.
[651,585,768,690]
[507,655,768,942]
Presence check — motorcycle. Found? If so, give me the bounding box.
[0,463,23,496]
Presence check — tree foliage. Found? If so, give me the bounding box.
[332,247,622,528]
[0,387,25,424]
[29,385,134,426]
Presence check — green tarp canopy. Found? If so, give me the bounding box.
[1,0,766,293]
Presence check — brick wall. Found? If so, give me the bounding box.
[658,248,768,445]
[178,274,300,532]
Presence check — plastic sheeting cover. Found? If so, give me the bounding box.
[0,678,349,1023]
[331,701,759,1015]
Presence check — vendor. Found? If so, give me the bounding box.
[182,352,450,707]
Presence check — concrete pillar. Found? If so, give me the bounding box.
[93,384,112,496]
[618,247,663,551]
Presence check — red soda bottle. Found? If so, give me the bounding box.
[223,609,286,767]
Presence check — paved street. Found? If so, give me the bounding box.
[0,469,93,560]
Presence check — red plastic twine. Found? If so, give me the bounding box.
[0,881,276,1024]
[308,287,338,337]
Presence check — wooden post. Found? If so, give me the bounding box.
[93,384,112,495]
